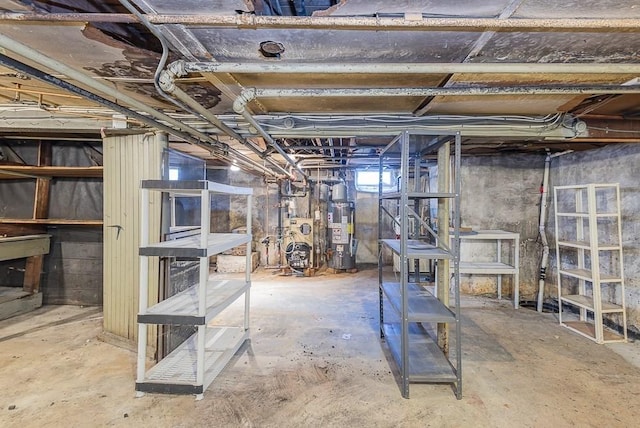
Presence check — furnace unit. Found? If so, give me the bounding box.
[284,217,313,270]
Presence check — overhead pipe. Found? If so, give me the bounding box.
[183,61,640,75]
[0,34,277,177]
[252,86,640,98]
[0,53,270,176]
[2,13,640,32]
[234,89,308,181]
[118,0,283,178]
[158,62,291,178]
[0,34,214,147]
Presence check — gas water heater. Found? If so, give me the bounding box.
[327,183,357,270]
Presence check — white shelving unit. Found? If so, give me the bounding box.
[454,230,520,308]
[378,131,462,399]
[554,183,627,344]
[136,180,253,398]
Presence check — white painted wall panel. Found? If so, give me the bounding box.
[103,132,166,348]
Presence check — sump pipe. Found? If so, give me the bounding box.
[537,153,552,313]
[537,149,574,312]
[234,89,308,181]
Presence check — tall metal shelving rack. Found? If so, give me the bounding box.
[378,131,462,399]
[135,180,252,399]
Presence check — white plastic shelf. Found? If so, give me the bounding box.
[136,326,247,395]
[139,233,251,258]
[138,280,249,325]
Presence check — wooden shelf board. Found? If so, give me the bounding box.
[559,268,621,282]
[561,294,623,312]
[562,321,626,343]
[0,234,50,261]
[0,166,103,179]
[0,218,102,226]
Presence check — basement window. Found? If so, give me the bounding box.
[355,169,394,193]
[169,168,180,180]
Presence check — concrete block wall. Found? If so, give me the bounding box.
[457,154,546,300]
[548,144,640,335]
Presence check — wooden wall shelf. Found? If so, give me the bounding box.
[0,166,103,179]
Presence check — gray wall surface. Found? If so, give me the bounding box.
[0,140,103,306]
[548,144,640,334]
[458,154,546,300]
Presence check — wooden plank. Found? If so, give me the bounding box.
[0,286,30,304]
[23,255,43,293]
[0,235,50,261]
[0,224,45,237]
[0,166,104,179]
[33,140,52,219]
[23,141,51,293]
[0,291,42,321]
[563,321,625,342]
[0,218,103,225]
[43,273,103,305]
[59,241,103,259]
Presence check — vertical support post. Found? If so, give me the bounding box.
[24,140,51,293]
[554,187,563,326]
[497,239,502,300]
[614,184,627,342]
[378,148,385,339]
[587,184,603,343]
[413,156,422,280]
[514,234,520,309]
[576,188,586,322]
[437,141,451,354]
[400,131,410,399]
[452,133,462,399]
[136,188,150,390]
[197,187,210,386]
[245,194,252,331]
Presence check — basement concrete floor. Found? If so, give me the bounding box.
[1,267,639,428]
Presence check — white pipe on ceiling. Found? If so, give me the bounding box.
[2,13,640,32]
[183,61,640,75]
[252,86,640,98]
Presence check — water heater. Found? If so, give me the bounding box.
[327,183,357,270]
